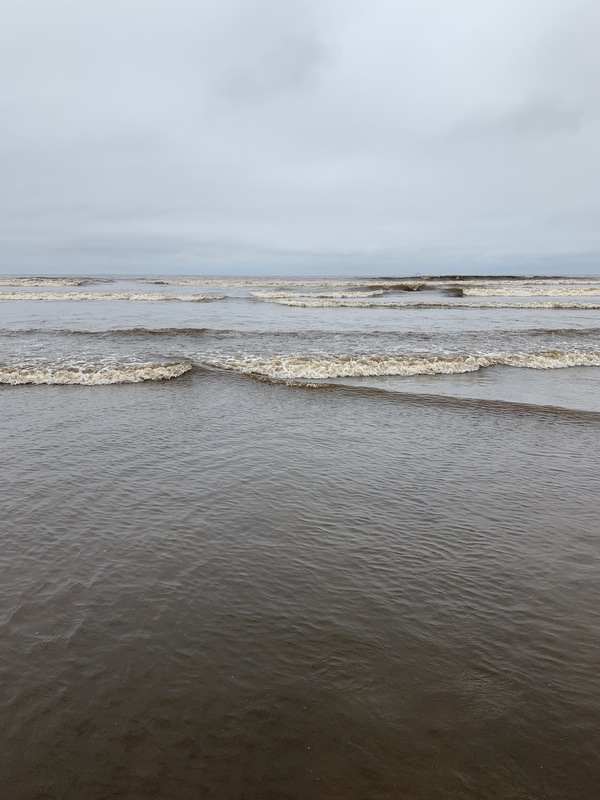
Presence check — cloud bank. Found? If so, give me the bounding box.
[1,0,599,274]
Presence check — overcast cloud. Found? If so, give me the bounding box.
[1,0,599,274]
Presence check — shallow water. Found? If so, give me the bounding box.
[1,275,600,799]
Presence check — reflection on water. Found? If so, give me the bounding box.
[1,372,599,799]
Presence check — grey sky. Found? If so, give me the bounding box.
[1,0,599,274]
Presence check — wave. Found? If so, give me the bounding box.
[140,276,600,289]
[257,297,600,309]
[251,289,385,299]
[3,325,600,355]
[0,325,353,339]
[0,326,239,339]
[419,276,600,285]
[208,350,600,380]
[0,361,193,385]
[0,278,88,287]
[526,327,600,336]
[463,287,600,297]
[57,326,214,337]
[272,381,600,421]
[0,292,224,302]
[141,278,430,290]
[143,278,377,287]
[8,291,592,307]
[2,276,596,291]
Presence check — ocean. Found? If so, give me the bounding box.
[1,274,599,799]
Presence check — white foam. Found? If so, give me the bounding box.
[0,278,87,286]
[256,297,600,309]
[428,279,600,287]
[252,289,385,299]
[210,351,600,380]
[463,287,600,297]
[0,361,193,385]
[0,292,224,302]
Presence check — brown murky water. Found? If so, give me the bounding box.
[2,369,599,799]
[2,275,600,798]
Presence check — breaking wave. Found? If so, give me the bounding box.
[209,350,600,380]
[0,292,224,302]
[142,278,378,287]
[0,361,193,385]
[140,276,600,289]
[419,276,600,285]
[257,297,600,309]
[0,278,88,287]
[141,278,427,289]
[463,287,600,297]
[252,289,385,299]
